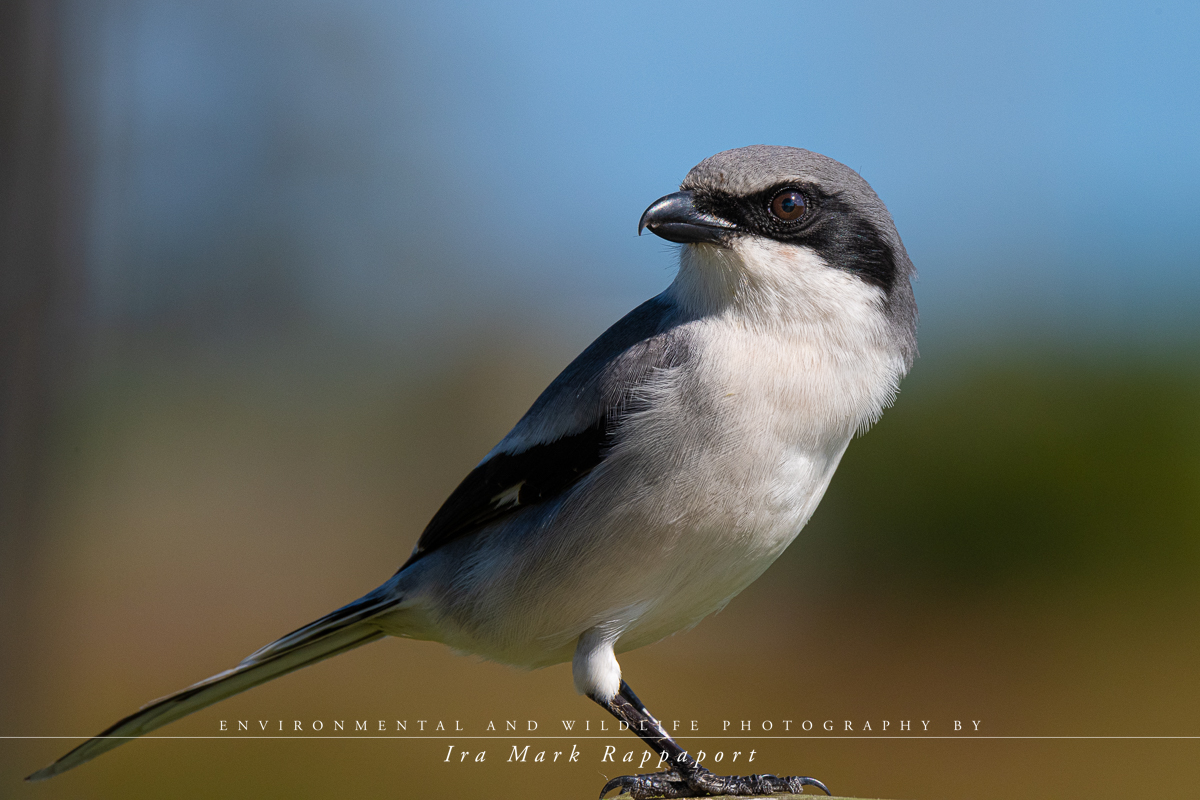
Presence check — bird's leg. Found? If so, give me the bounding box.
[594,680,691,798]
[593,680,830,799]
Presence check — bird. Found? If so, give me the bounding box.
[28,145,917,798]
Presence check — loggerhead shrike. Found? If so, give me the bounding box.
[29,145,917,798]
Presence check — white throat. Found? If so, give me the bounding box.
[667,237,910,438]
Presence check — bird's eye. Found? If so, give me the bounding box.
[769,190,807,221]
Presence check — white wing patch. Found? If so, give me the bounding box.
[490,481,526,509]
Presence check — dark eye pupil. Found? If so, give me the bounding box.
[771,190,806,220]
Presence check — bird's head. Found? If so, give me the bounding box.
[640,145,917,367]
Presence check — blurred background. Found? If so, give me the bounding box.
[3,1,1199,798]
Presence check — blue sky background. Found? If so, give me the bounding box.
[66,0,1200,353]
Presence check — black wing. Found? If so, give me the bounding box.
[399,413,614,569]
[399,295,689,570]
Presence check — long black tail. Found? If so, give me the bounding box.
[27,592,395,781]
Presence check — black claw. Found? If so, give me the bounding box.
[799,775,832,795]
[599,776,623,798]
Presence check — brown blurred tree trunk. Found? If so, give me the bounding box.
[0,0,82,726]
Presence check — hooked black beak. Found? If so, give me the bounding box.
[637,191,737,245]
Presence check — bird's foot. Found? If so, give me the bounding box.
[600,764,830,798]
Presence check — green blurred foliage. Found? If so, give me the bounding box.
[816,351,1200,594]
